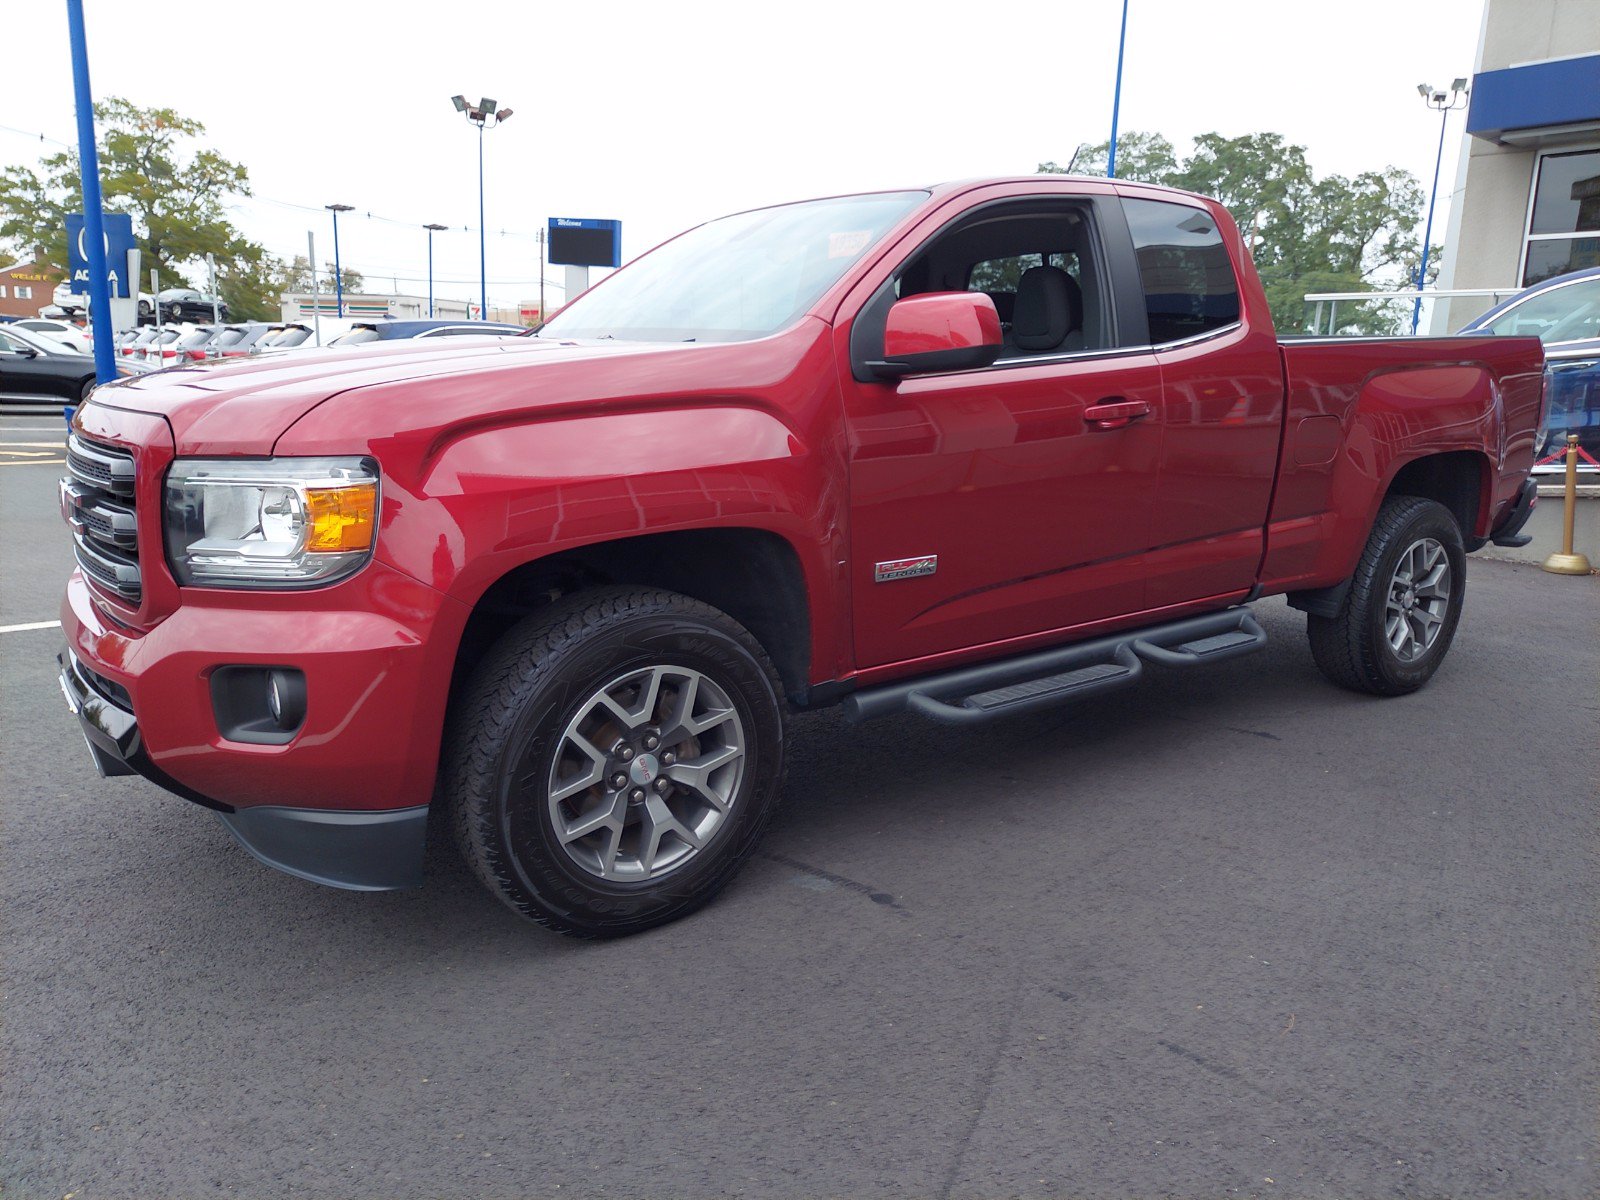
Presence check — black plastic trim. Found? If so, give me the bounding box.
[1490,477,1538,547]
[217,805,428,892]
[1286,579,1352,620]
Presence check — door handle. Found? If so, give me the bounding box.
[1083,399,1152,430]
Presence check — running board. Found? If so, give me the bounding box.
[844,608,1267,725]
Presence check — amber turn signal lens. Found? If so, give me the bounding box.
[304,483,377,553]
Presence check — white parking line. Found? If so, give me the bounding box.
[0,620,60,634]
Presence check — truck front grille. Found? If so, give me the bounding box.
[63,434,142,605]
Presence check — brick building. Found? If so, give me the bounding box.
[0,259,60,319]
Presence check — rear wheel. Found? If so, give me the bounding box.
[79,378,95,402]
[1307,496,1466,696]
[170,303,186,320]
[445,587,786,938]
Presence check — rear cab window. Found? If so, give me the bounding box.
[1123,198,1240,344]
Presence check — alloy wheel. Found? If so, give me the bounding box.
[1384,537,1451,662]
[542,665,746,882]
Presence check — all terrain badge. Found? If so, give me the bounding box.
[874,554,938,583]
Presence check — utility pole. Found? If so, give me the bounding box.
[308,230,321,346]
[326,203,353,317]
[424,223,448,318]
[537,226,545,325]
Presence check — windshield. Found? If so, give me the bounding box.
[537,191,926,343]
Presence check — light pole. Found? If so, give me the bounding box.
[1107,0,1129,178]
[451,94,513,320]
[1411,78,1469,334]
[325,203,353,317]
[423,223,448,318]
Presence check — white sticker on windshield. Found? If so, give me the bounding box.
[828,230,872,259]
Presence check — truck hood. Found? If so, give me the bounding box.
[88,335,677,455]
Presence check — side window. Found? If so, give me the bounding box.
[1486,279,1600,345]
[1123,198,1240,344]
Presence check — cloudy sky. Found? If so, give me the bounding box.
[1,0,1485,310]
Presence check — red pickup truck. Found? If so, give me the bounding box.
[58,177,1544,937]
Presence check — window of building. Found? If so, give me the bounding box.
[1123,197,1240,343]
[14,285,31,300]
[0,286,8,298]
[1523,148,1600,286]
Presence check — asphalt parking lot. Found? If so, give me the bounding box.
[3,404,1597,1199]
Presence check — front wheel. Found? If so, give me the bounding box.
[1307,496,1466,696]
[138,299,152,318]
[170,304,185,321]
[444,587,787,938]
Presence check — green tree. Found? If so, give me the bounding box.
[277,255,364,297]
[0,98,279,319]
[1039,132,1435,333]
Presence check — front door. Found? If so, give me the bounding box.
[837,188,1166,669]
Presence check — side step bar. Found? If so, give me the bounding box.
[843,607,1267,725]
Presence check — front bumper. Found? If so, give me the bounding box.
[59,563,465,890]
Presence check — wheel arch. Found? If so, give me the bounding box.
[1382,449,1494,545]
[447,527,814,711]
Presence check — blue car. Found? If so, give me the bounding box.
[1461,267,1600,473]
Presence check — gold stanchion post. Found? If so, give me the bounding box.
[1542,434,1592,575]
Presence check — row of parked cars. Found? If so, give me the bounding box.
[110,316,528,369]
[1,315,530,404]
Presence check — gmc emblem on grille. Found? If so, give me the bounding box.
[874,554,938,583]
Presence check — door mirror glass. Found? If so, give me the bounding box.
[870,291,1003,379]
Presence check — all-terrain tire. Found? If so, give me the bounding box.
[444,587,787,938]
[1307,495,1466,696]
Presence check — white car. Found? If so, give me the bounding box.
[10,317,93,354]
[52,280,155,320]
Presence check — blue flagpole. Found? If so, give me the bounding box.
[65,0,116,389]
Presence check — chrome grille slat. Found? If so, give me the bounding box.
[66,434,135,497]
[62,435,142,605]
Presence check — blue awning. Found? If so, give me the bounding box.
[1467,54,1600,143]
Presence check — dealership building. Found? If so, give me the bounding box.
[1434,0,1600,330]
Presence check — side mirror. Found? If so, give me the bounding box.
[867,291,1003,379]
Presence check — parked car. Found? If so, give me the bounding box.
[53,281,155,320]
[59,177,1544,937]
[11,317,93,354]
[120,327,162,360]
[141,324,221,368]
[1459,266,1600,471]
[208,323,283,359]
[327,319,528,346]
[0,324,100,402]
[155,288,229,322]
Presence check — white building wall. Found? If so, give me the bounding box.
[1432,0,1600,331]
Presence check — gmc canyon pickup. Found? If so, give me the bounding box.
[58,177,1545,937]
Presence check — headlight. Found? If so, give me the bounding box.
[164,457,379,588]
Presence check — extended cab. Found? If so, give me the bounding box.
[57,178,1545,936]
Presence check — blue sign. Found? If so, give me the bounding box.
[66,212,136,298]
[548,217,621,269]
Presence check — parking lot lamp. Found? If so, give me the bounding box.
[1107,0,1129,178]
[452,95,513,319]
[325,204,354,317]
[423,223,448,318]
[1411,79,1469,334]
